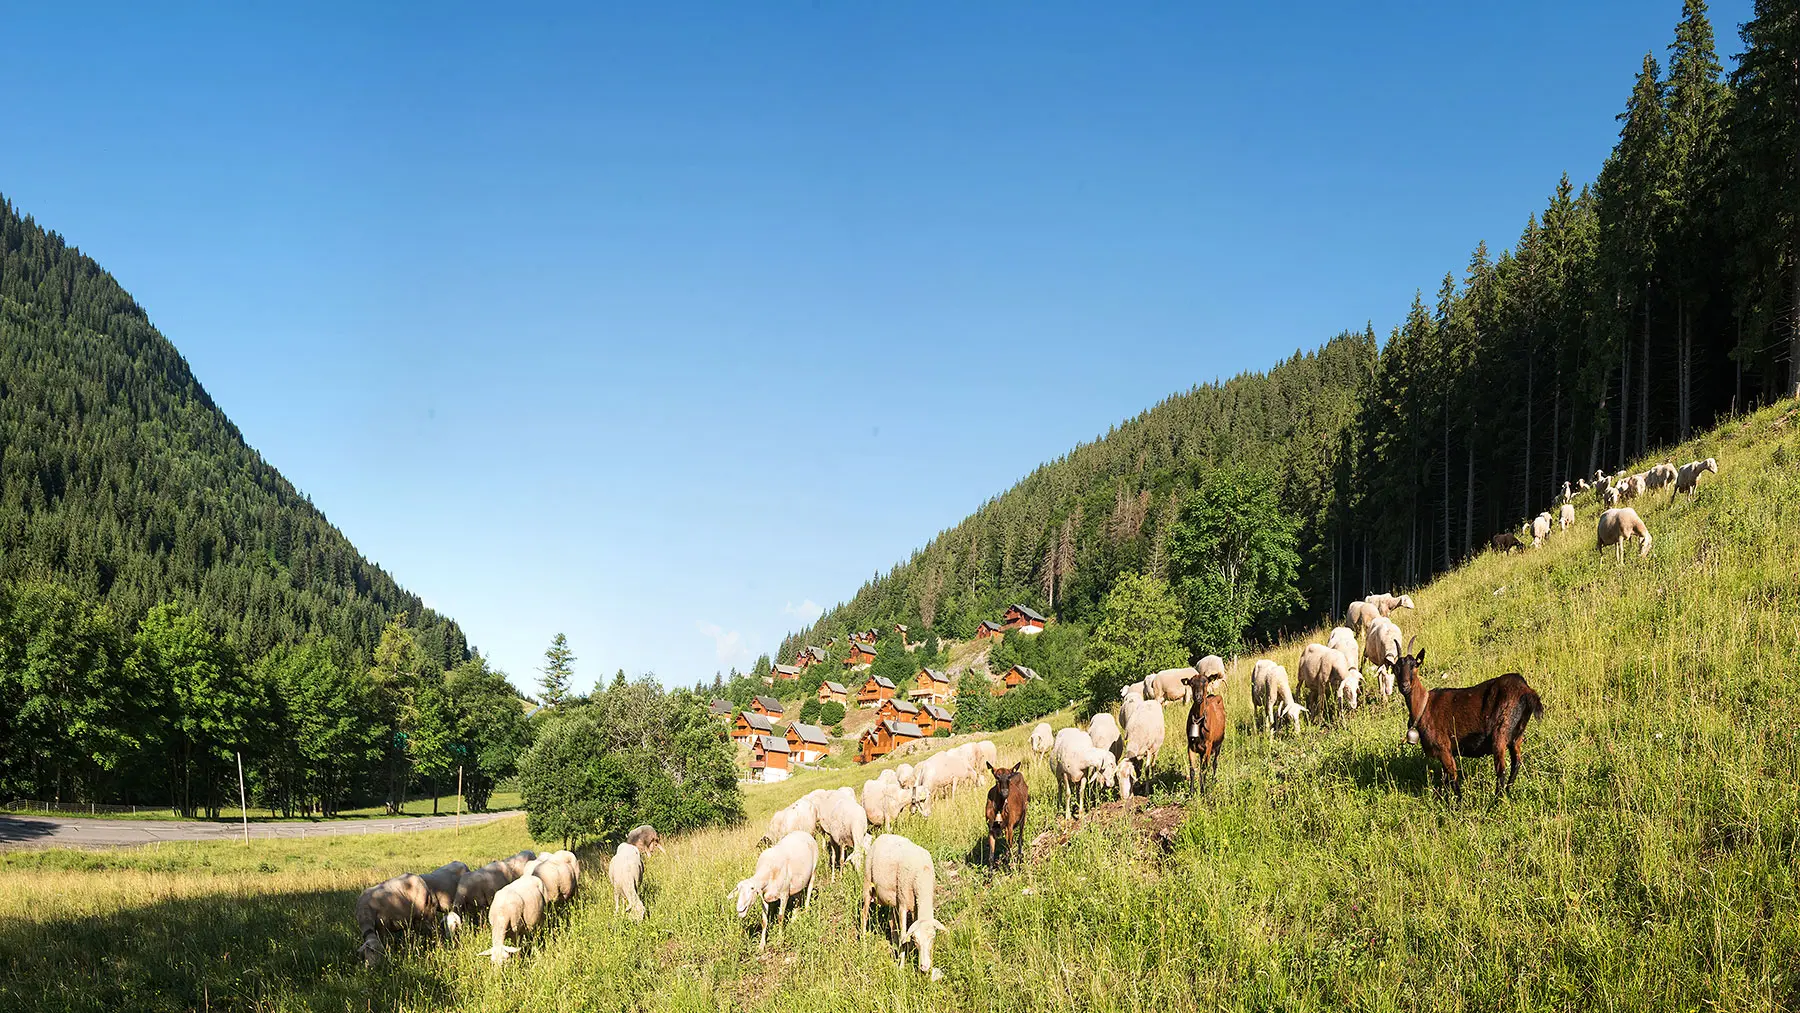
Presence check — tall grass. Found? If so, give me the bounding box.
[2,402,1797,1011]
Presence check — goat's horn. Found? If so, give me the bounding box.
[1406,635,1418,654]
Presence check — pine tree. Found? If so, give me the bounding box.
[539,633,575,708]
[1664,0,1730,438]
[1728,0,1800,397]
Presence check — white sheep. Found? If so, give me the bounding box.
[478,874,548,966]
[445,861,514,934]
[521,855,577,905]
[355,873,435,966]
[730,830,819,950]
[1674,457,1718,496]
[1030,722,1054,762]
[862,777,906,831]
[1645,462,1678,491]
[1559,502,1575,532]
[969,740,999,773]
[1362,616,1403,701]
[1326,626,1359,673]
[895,763,916,790]
[1086,712,1122,757]
[1597,507,1653,561]
[608,841,647,921]
[860,834,948,980]
[1119,681,1145,703]
[815,787,871,874]
[761,797,819,846]
[1604,484,1622,507]
[1363,592,1415,616]
[501,850,537,879]
[910,748,978,817]
[1618,473,1647,502]
[416,861,469,926]
[624,825,662,854]
[1251,658,1307,737]
[1050,727,1116,818]
[1531,512,1552,547]
[1117,699,1165,796]
[1345,599,1379,634]
[1296,644,1359,718]
[1144,667,1195,703]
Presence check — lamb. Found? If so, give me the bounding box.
[1362,616,1403,701]
[862,776,906,830]
[1559,502,1575,532]
[860,833,948,979]
[608,841,647,921]
[1030,722,1055,762]
[1645,462,1679,491]
[1530,512,1552,547]
[1674,457,1718,496]
[477,874,549,966]
[1363,592,1415,616]
[1251,658,1307,737]
[1295,644,1358,720]
[1596,507,1653,561]
[355,873,435,966]
[521,855,577,905]
[445,861,514,934]
[760,797,819,846]
[815,787,871,874]
[1345,599,1380,632]
[1144,666,1197,703]
[1118,696,1166,796]
[1086,712,1122,757]
[729,830,819,950]
[1049,727,1114,817]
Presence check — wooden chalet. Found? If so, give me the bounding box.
[1003,603,1048,634]
[785,722,831,764]
[857,720,925,764]
[732,711,775,741]
[795,646,828,670]
[844,643,877,668]
[750,735,791,782]
[974,619,1005,641]
[771,663,802,682]
[893,623,909,636]
[857,675,897,707]
[751,695,785,719]
[850,628,880,646]
[708,698,734,719]
[992,664,1039,697]
[817,680,849,705]
[910,668,954,703]
[874,697,921,726]
[917,702,954,736]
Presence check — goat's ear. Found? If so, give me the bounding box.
[985,760,995,773]
[1416,648,1427,666]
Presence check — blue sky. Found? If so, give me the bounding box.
[3,1,1750,693]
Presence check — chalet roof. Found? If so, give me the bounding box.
[1008,603,1048,623]
[921,703,953,723]
[708,698,733,715]
[755,734,789,754]
[978,620,1004,632]
[821,681,847,694]
[803,646,827,662]
[917,668,949,684]
[881,698,920,715]
[787,722,830,746]
[884,720,924,739]
[849,642,877,654]
[739,712,775,733]
[867,676,896,690]
[772,664,802,676]
[1009,665,1040,681]
[754,695,785,713]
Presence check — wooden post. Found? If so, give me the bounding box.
[236,751,249,846]
[456,765,463,834]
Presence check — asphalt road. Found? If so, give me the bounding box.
[0,810,516,850]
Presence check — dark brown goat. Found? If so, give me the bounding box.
[984,762,1028,866]
[1490,531,1525,554]
[1183,671,1226,792]
[1393,646,1543,803]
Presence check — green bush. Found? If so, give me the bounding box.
[819,701,846,726]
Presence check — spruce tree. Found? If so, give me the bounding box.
[539,633,575,708]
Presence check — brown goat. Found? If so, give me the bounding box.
[1393,646,1543,803]
[984,762,1028,867]
[1183,671,1226,793]
[1490,531,1525,554]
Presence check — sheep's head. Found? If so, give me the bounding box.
[901,916,950,977]
[359,932,386,968]
[1397,595,1415,610]
[1279,699,1307,728]
[728,879,762,917]
[1115,757,1135,797]
[1337,671,1362,711]
[1703,458,1718,474]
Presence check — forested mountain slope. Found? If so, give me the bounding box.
[0,196,467,669]
[780,0,1800,664]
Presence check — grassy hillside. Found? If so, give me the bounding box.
[2,400,1796,1011]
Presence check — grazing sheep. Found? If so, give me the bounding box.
[1251,658,1307,737]
[1326,626,1359,672]
[608,842,647,921]
[895,763,916,790]
[521,855,577,905]
[356,873,435,967]
[1144,666,1197,703]
[1530,512,1552,547]
[1575,478,1591,494]
[1393,647,1544,803]
[984,762,1029,865]
[445,861,514,934]
[1049,727,1112,818]
[910,750,976,817]
[1645,462,1678,491]
[417,861,469,925]
[1491,531,1525,553]
[1363,616,1403,701]
[1119,681,1145,703]
[1674,457,1718,495]
[1363,592,1415,616]
[501,850,538,878]
[1559,502,1575,532]
[730,831,819,950]
[1087,712,1122,757]
[1345,599,1380,633]
[878,768,899,788]
[969,740,999,773]
[815,788,871,874]
[1295,644,1360,720]
[760,797,819,846]
[863,777,906,831]
[1118,693,1166,797]
[1029,723,1054,762]
[477,874,548,966]
[1597,507,1653,561]
[861,834,948,980]
[1618,473,1646,502]
[1183,670,1226,792]
[1604,485,1622,507]
[625,825,663,854]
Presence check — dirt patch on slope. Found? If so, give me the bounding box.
[1026,797,1187,862]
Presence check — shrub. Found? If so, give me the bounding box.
[819,701,846,726]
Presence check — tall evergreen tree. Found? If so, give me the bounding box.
[1728,0,1800,396]
[539,633,576,707]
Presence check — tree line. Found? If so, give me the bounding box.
[779,0,1799,662]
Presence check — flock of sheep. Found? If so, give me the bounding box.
[1493,456,1719,562]
[354,824,662,968]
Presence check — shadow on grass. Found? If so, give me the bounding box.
[0,884,458,1013]
[1319,742,1433,796]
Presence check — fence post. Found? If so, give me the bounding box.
[236,751,249,846]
